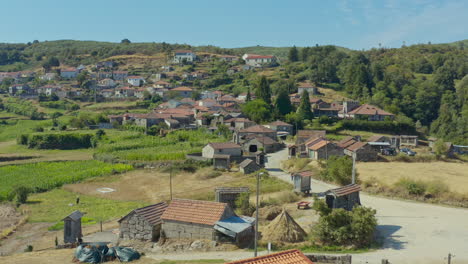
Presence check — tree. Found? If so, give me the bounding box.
[274,88,293,116]
[242,99,272,123]
[246,87,252,102]
[191,90,201,100]
[76,71,89,87]
[288,46,299,62]
[42,56,60,71]
[13,186,31,205]
[433,61,457,92]
[319,155,355,185]
[296,90,313,120]
[433,139,448,158]
[255,76,272,105]
[215,124,232,139]
[235,192,255,216]
[121,39,131,44]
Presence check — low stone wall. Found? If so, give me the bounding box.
[162,221,214,240]
[304,254,352,264]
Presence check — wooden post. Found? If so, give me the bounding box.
[448,253,452,264]
[100,221,102,232]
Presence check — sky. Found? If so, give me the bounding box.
[0,0,466,50]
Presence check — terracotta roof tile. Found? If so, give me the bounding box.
[209,142,241,149]
[346,141,368,152]
[308,139,331,151]
[268,120,292,127]
[348,104,394,116]
[226,249,314,264]
[172,86,193,91]
[161,199,228,226]
[240,125,276,133]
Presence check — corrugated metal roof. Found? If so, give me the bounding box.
[214,216,255,237]
[119,202,168,226]
[62,210,84,221]
[327,184,361,197]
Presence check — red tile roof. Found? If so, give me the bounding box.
[240,125,276,133]
[208,142,241,149]
[337,137,357,148]
[348,104,394,116]
[308,139,331,151]
[268,120,292,127]
[297,130,326,140]
[161,199,228,226]
[346,141,368,152]
[226,249,314,264]
[245,55,275,60]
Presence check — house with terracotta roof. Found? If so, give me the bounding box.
[242,54,277,67]
[161,199,254,245]
[118,202,168,241]
[234,125,277,144]
[266,120,294,136]
[242,135,281,154]
[224,117,255,130]
[173,50,196,63]
[344,141,378,161]
[307,139,344,160]
[345,104,394,121]
[226,249,314,264]
[202,142,242,159]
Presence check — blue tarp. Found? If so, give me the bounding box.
[75,243,140,263]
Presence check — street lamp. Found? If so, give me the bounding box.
[254,171,264,257]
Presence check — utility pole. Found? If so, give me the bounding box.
[352,152,356,184]
[254,172,263,257]
[447,253,454,264]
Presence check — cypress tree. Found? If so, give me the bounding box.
[255,76,272,105]
[297,90,313,120]
[288,46,299,62]
[275,88,293,116]
[246,87,252,102]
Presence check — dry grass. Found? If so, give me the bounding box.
[262,210,307,243]
[357,161,468,195]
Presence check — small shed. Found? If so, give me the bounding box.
[63,210,84,244]
[292,171,312,194]
[325,184,361,211]
[214,216,255,247]
[213,154,230,169]
[239,159,261,174]
[118,202,168,241]
[215,187,249,209]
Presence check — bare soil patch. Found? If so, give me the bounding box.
[0,204,22,234]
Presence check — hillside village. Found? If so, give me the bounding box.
[0,40,467,264]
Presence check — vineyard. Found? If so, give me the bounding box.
[1,97,45,120]
[39,100,80,111]
[94,129,225,162]
[0,160,133,201]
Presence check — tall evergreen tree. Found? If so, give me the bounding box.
[288,46,299,62]
[246,87,252,102]
[274,88,293,116]
[255,76,272,105]
[297,90,313,120]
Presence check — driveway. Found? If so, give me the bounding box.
[264,149,468,264]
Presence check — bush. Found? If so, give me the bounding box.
[40,100,80,111]
[319,156,356,185]
[20,132,94,149]
[235,192,255,216]
[395,177,449,197]
[341,119,415,134]
[13,186,31,204]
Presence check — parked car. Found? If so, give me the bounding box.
[400,148,416,156]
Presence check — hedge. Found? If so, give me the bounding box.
[341,120,415,134]
[18,133,94,149]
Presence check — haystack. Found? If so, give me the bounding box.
[262,210,307,243]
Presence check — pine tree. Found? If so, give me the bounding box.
[288,46,299,62]
[297,90,313,120]
[246,87,252,102]
[255,76,272,105]
[275,88,293,116]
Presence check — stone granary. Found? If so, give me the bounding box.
[325,184,361,211]
[63,210,84,244]
[344,142,378,161]
[161,199,254,246]
[118,202,168,241]
[239,159,262,174]
[292,171,312,194]
[215,187,250,209]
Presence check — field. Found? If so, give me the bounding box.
[357,161,468,194]
[0,160,133,200]
[95,129,225,162]
[0,119,52,142]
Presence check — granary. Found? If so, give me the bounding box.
[160,199,254,246]
[118,202,168,241]
[215,187,249,209]
[225,249,314,264]
[307,139,344,160]
[213,154,231,169]
[63,210,84,244]
[325,184,361,211]
[202,142,242,159]
[291,171,312,194]
[239,159,262,174]
[344,142,378,161]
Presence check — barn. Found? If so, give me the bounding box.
[118,202,168,241]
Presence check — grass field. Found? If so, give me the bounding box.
[0,119,52,142]
[357,161,468,194]
[0,160,133,200]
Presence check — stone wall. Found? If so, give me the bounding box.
[304,254,352,264]
[162,221,214,240]
[120,213,157,241]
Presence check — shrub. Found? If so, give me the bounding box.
[13,186,31,204]
[23,133,94,149]
[319,156,356,185]
[235,192,255,216]
[396,178,426,195]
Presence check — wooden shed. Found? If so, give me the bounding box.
[62,210,83,244]
[239,159,261,174]
[292,171,312,194]
[118,202,168,241]
[215,187,249,209]
[325,184,361,211]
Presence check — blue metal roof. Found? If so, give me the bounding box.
[214,216,255,238]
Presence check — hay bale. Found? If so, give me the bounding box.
[262,210,307,243]
[252,206,282,221]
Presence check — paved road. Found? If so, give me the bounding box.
[265,149,468,264]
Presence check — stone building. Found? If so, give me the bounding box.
[161,199,254,246]
[215,187,250,209]
[265,120,294,136]
[239,159,262,174]
[325,184,361,211]
[63,210,83,244]
[344,142,378,161]
[307,139,344,160]
[202,142,242,159]
[213,154,231,169]
[242,136,281,154]
[292,171,312,194]
[233,125,277,144]
[118,202,168,241]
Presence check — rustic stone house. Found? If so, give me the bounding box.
[242,136,280,154]
[161,199,254,246]
[292,171,312,194]
[63,210,83,244]
[307,139,344,160]
[325,184,361,211]
[345,104,394,121]
[202,142,242,159]
[224,118,256,130]
[215,187,249,209]
[118,202,168,241]
[239,159,261,174]
[294,130,326,156]
[265,120,294,136]
[213,154,231,169]
[233,125,277,144]
[344,142,378,161]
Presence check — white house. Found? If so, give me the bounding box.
[40,72,57,81]
[173,50,196,63]
[127,76,145,86]
[242,54,277,67]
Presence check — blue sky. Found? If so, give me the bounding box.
[0,0,466,49]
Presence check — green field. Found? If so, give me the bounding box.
[0,119,52,142]
[0,160,133,200]
[95,129,225,162]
